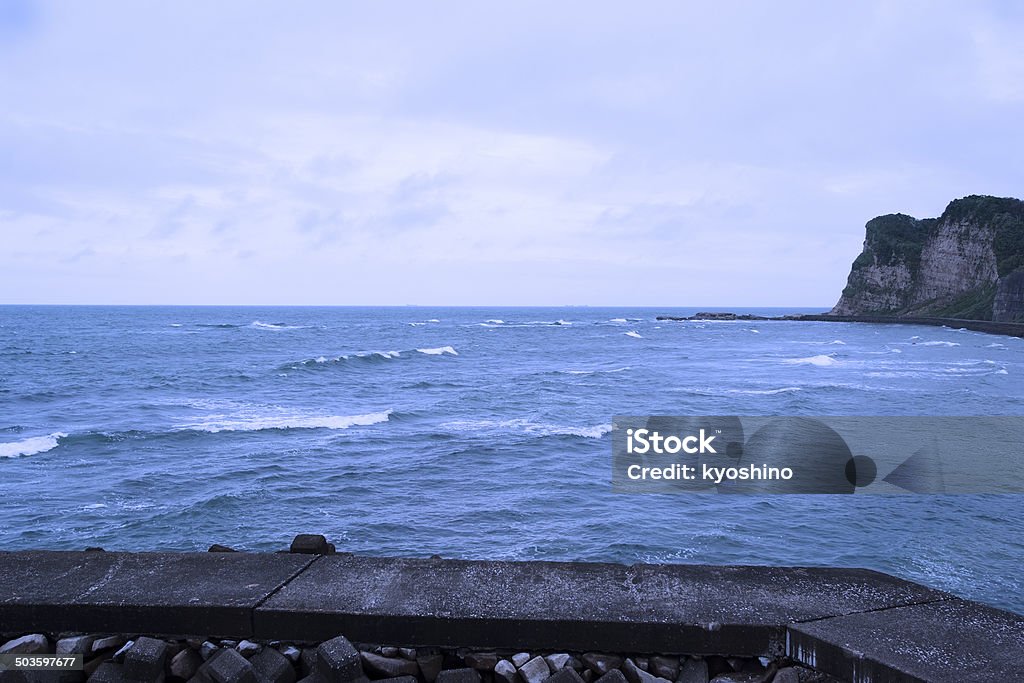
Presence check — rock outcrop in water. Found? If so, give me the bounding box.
[831,195,1024,321]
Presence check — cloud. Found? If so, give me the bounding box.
[0,1,1021,304]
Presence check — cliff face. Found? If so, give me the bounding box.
[831,195,1024,322]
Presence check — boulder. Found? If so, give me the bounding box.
[316,636,362,683]
[250,646,297,683]
[494,659,517,683]
[172,648,205,681]
[124,637,168,680]
[435,669,481,683]
[360,652,419,678]
[205,648,257,683]
[56,635,94,655]
[0,634,49,655]
[517,657,550,683]
[544,655,572,672]
[581,654,622,676]
[416,654,444,683]
[676,659,709,683]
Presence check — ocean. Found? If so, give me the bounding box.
[1,306,1022,612]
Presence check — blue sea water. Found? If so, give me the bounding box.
[1,305,1023,613]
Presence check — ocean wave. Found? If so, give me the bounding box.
[441,418,611,439]
[287,345,457,369]
[609,318,628,323]
[625,331,643,339]
[0,432,66,458]
[251,321,305,330]
[178,409,392,434]
[723,386,803,395]
[416,346,458,356]
[562,366,631,376]
[783,354,838,367]
[917,341,960,347]
[486,319,505,324]
[196,323,240,329]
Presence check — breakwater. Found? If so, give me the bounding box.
[1,540,1022,682]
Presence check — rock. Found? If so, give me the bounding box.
[416,654,444,683]
[89,662,129,682]
[380,648,399,658]
[236,641,261,658]
[250,646,297,683]
[300,649,318,677]
[56,635,94,655]
[124,637,168,680]
[621,660,670,683]
[517,657,550,683]
[830,195,1024,322]
[581,655,622,677]
[435,669,481,683]
[544,654,572,672]
[568,658,583,672]
[290,534,334,555]
[206,648,257,683]
[511,654,531,669]
[172,648,205,681]
[208,544,237,552]
[464,653,498,671]
[112,640,134,663]
[648,658,678,681]
[707,675,760,683]
[279,645,302,663]
[360,652,420,678]
[221,641,239,649]
[398,649,416,661]
[594,671,628,683]
[1,634,50,655]
[187,639,206,650]
[316,636,363,683]
[84,655,107,677]
[493,660,517,683]
[634,659,648,673]
[581,672,593,683]
[376,678,417,683]
[772,669,799,683]
[725,660,745,674]
[546,671,585,683]
[201,642,221,661]
[676,659,708,683]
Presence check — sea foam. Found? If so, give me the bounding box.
[0,432,66,458]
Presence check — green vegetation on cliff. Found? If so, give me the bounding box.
[833,195,1024,321]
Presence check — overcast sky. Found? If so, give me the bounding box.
[1,1,1022,306]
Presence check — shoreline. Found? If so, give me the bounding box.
[656,312,1024,338]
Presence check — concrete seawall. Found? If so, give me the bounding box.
[1,551,1022,682]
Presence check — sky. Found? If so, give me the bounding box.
[1,1,1022,306]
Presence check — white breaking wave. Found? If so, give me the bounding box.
[441,418,611,439]
[0,432,66,458]
[251,321,304,330]
[723,387,803,395]
[563,366,631,376]
[609,318,628,323]
[918,341,960,347]
[625,331,643,339]
[987,343,1007,348]
[416,346,458,356]
[180,409,392,433]
[784,354,838,367]
[485,319,505,324]
[427,319,440,323]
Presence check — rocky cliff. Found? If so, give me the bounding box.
[831,195,1024,322]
